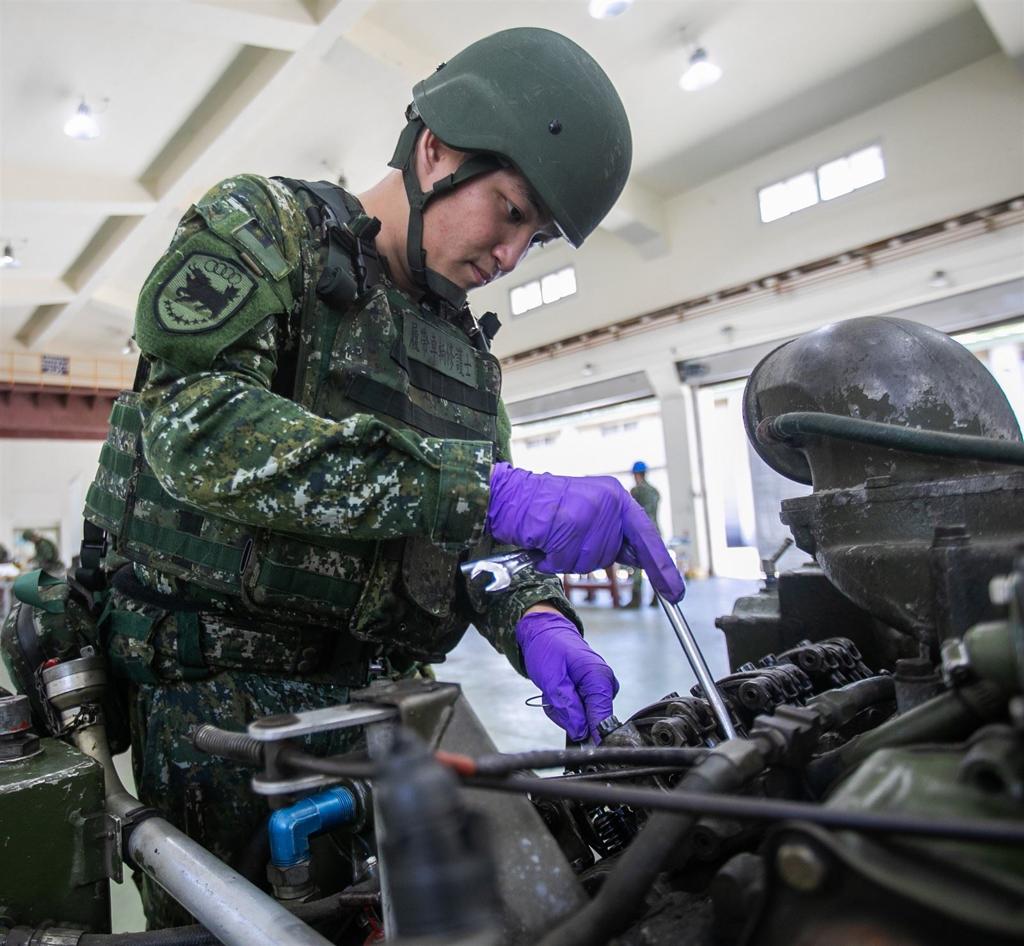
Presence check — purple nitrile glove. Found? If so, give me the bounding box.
[487,462,686,603]
[516,610,619,743]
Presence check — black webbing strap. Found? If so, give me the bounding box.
[343,373,491,441]
[388,112,502,311]
[131,355,150,393]
[112,563,208,613]
[478,312,501,345]
[274,177,385,305]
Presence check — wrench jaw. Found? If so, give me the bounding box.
[464,560,512,593]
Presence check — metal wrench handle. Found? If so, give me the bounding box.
[656,592,739,740]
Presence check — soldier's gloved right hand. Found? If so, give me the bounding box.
[487,462,686,602]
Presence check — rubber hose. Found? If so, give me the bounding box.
[806,674,896,730]
[534,744,766,946]
[758,412,1024,466]
[806,682,1002,793]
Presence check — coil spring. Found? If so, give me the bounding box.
[588,804,636,857]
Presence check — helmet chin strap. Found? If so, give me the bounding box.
[389,110,504,311]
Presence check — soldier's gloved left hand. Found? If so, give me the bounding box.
[487,462,685,603]
[516,610,619,743]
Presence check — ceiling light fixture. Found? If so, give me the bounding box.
[588,0,633,19]
[679,47,722,92]
[64,99,100,140]
[1,242,21,269]
[928,269,952,289]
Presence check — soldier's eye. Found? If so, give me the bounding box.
[507,200,524,224]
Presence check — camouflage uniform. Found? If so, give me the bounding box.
[81,174,579,926]
[628,480,661,603]
[25,533,62,573]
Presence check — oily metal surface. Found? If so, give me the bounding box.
[0,737,110,931]
[780,471,1024,645]
[743,317,1022,488]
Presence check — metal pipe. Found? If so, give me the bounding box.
[106,793,333,946]
[656,593,738,739]
[46,660,332,946]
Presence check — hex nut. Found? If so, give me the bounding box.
[776,842,828,892]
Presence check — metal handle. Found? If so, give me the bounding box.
[655,592,738,740]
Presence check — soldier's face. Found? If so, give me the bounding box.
[421,162,558,292]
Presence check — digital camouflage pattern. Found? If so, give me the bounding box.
[118,600,360,927]
[85,174,579,925]
[629,480,660,601]
[630,480,660,527]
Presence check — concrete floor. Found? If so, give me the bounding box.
[2,575,757,931]
[437,576,759,753]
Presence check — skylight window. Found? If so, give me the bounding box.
[510,266,577,316]
[758,144,885,223]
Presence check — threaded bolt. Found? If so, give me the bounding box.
[192,724,264,764]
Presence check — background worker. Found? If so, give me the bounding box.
[626,461,662,607]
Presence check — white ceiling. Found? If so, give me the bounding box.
[0,0,1016,357]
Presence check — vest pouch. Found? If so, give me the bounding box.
[243,529,369,623]
[400,536,457,620]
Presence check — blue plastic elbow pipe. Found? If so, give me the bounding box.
[268,786,358,868]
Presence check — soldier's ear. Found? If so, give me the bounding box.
[416,129,461,186]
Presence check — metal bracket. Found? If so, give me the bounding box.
[74,809,123,885]
[247,700,399,797]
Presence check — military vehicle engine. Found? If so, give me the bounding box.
[2,316,1023,946]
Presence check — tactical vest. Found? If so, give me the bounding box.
[84,179,503,659]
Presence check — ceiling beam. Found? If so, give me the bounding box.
[601,181,670,259]
[14,0,376,350]
[155,0,315,52]
[975,0,1024,74]
[1,167,157,215]
[0,276,75,307]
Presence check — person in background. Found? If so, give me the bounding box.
[626,461,661,607]
[21,530,62,574]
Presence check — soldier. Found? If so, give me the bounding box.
[626,461,662,607]
[79,28,684,925]
[21,529,62,574]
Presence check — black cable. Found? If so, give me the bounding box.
[192,724,707,780]
[278,746,377,780]
[547,766,688,782]
[471,746,707,775]
[465,772,1024,846]
[759,411,1024,466]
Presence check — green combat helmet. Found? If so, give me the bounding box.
[389,27,632,307]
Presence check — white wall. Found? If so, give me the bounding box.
[477,53,1024,358]
[0,439,104,566]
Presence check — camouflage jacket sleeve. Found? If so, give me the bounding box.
[134,175,491,549]
[463,400,583,677]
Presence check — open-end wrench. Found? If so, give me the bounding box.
[460,549,544,592]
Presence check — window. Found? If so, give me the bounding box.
[599,420,638,437]
[758,144,885,223]
[523,433,560,449]
[510,266,576,316]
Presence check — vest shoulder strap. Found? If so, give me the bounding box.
[272,177,385,307]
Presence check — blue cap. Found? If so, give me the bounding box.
[631,461,647,474]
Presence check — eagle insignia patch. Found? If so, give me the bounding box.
[155,252,256,334]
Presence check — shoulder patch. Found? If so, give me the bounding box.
[154,252,256,334]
